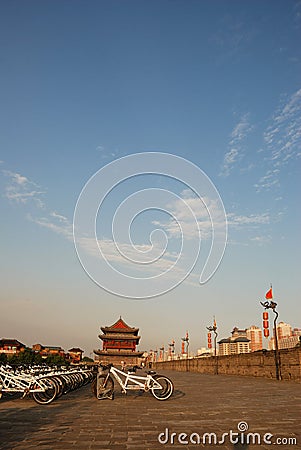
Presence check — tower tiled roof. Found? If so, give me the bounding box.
[101,317,139,334]
[94,349,144,357]
[99,333,140,341]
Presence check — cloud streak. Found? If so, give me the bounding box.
[256,88,301,192]
[2,170,46,207]
[220,114,253,176]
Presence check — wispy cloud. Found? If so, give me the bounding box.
[254,169,280,192]
[293,1,301,27]
[210,15,258,65]
[225,212,272,247]
[150,190,272,243]
[249,235,272,245]
[2,168,193,281]
[150,190,274,253]
[220,114,253,176]
[2,170,46,207]
[96,144,121,161]
[50,211,69,222]
[29,214,73,239]
[256,88,301,192]
[227,212,270,227]
[150,189,227,242]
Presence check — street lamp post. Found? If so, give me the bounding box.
[169,341,175,360]
[260,297,282,381]
[181,336,189,357]
[181,333,189,371]
[154,349,158,363]
[159,346,165,362]
[207,318,218,375]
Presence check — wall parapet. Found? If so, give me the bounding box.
[153,347,301,381]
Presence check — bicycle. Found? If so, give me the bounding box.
[92,364,173,401]
[0,365,57,405]
[0,365,95,405]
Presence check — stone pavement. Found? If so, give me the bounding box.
[0,371,300,450]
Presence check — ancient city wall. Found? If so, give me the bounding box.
[153,347,301,381]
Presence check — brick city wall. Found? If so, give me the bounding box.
[153,347,301,381]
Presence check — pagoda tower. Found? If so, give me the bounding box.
[94,317,144,365]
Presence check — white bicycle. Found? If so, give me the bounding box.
[0,366,57,405]
[92,364,174,401]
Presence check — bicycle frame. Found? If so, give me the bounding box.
[103,366,162,394]
[0,368,48,395]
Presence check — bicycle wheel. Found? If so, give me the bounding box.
[32,378,57,405]
[151,375,174,400]
[95,375,114,400]
[52,376,64,398]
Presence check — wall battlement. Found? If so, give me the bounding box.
[154,347,301,381]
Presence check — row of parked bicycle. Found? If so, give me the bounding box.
[0,364,95,405]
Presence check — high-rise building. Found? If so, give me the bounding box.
[246,326,263,352]
[218,327,251,355]
[292,328,301,336]
[218,338,231,356]
[268,322,301,350]
[277,322,292,339]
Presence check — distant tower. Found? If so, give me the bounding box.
[94,317,144,365]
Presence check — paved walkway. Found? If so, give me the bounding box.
[0,371,300,450]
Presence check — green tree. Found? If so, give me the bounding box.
[33,353,43,364]
[0,353,7,364]
[18,348,35,364]
[45,354,68,366]
[82,356,94,362]
[8,354,19,365]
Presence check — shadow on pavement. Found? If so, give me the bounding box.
[0,386,92,449]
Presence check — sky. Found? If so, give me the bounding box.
[0,0,300,357]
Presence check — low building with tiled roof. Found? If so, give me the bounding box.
[68,347,84,363]
[0,338,26,356]
[32,343,65,358]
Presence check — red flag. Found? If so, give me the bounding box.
[265,288,273,299]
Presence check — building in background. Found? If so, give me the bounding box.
[32,343,66,359]
[277,322,292,339]
[0,339,26,356]
[269,322,301,350]
[246,326,263,352]
[197,347,215,357]
[218,327,251,355]
[218,338,231,356]
[68,347,84,363]
[94,317,144,365]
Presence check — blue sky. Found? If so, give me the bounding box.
[1,1,300,356]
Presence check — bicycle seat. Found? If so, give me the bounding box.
[146,370,156,375]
